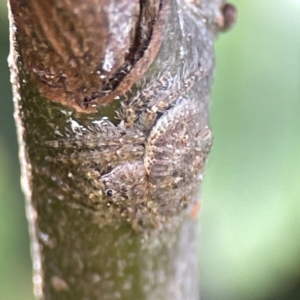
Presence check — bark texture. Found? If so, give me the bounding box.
[9,0,235,299]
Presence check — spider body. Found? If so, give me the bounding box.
[48,66,212,229]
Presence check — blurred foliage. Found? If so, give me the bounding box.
[0,1,300,299]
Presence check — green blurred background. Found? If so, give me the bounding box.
[1,1,300,299]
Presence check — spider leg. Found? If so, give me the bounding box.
[47,119,146,166]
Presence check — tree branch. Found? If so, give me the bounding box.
[8,0,236,299]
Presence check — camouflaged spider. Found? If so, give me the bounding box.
[48,66,213,227]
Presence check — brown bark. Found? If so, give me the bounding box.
[8,0,236,299]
